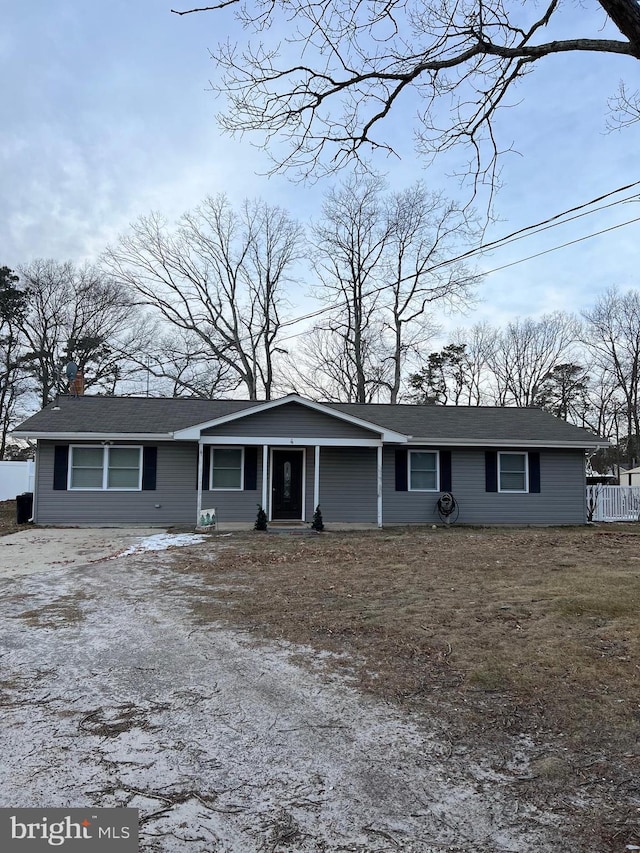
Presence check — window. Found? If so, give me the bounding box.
[69,446,142,490]
[107,448,142,488]
[498,452,528,493]
[211,448,243,490]
[409,450,439,491]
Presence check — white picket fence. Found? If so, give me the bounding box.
[586,485,640,522]
[0,460,35,501]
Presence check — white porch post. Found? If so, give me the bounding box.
[377,444,383,528]
[196,441,204,525]
[262,444,269,514]
[313,445,320,512]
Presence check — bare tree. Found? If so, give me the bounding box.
[17,260,141,407]
[0,267,29,457]
[487,313,579,407]
[279,324,392,402]
[450,322,498,405]
[583,287,640,463]
[379,184,478,402]
[129,328,240,398]
[103,195,303,400]
[310,175,394,402]
[173,1,640,186]
[306,177,476,402]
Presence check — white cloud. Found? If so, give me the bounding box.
[1,0,638,334]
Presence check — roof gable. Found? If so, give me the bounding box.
[173,394,408,442]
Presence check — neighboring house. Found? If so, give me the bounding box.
[12,394,606,527]
[617,464,640,486]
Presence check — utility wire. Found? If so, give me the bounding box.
[464,214,640,280]
[275,210,640,344]
[279,186,640,341]
[128,178,640,356]
[475,191,640,253]
[447,179,640,263]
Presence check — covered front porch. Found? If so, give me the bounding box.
[195,439,386,528]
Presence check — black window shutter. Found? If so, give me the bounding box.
[529,451,541,493]
[485,451,498,492]
[142,446,157,491]
[201,447,211,491]
[244,447,258,491]
[395,448,408,491]
[440,450,452,492]
[53,445,69,491]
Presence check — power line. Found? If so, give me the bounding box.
[131,178,640,355]
[467,213,640,279]
[477,191,640,253]
[279,187,640,341]
[275,211,640,344]
[449,179,640,263]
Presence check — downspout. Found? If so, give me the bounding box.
[196,440,203,526]
[32,442,40,523]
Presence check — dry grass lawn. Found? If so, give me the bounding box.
[172,525,640,850]
[0,499,22,536]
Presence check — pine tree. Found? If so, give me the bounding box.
[254,504,268,531]
[311,505,324,532]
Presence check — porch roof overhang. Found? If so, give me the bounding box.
[198,435,384,446]
[172,394,408,444]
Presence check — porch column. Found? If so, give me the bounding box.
[196,440,204,525]
[262,444,269,513]
[377,444,383,528]
[313,445,320,512]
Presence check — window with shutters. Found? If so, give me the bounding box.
[408,450,439,491]
[210,447,244,490]
[498,452,528,493]
[69,446,142,490]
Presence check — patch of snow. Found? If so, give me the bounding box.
[115,533,208,557]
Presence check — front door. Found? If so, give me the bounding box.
[271,449,304,520]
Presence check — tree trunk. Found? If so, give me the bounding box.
[598,0,640,56]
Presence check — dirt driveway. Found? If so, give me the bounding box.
[0,531,568,851]
[0,527,208,577]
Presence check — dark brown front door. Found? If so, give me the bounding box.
[271,449,304,519]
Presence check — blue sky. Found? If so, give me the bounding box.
[2,0,639,342]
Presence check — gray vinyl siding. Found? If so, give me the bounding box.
[35,440,587,526]
[202,449,263,524]
[317,447,378,523]
[36,440,199,524]
[36,441,265,525]
[382,447,587,525]
[202,402,378,439]
[202,484,263,525]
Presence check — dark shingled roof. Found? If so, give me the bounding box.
[330,402,603,445]
[14,396,258,435]
[13,394,605,447]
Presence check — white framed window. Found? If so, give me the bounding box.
[498,452,528,493]
[409,450,439,491]
[210,447,244,490]
[69,445,142,490]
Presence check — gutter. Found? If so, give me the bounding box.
[11,432,174,441]
[406,438,609,449]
